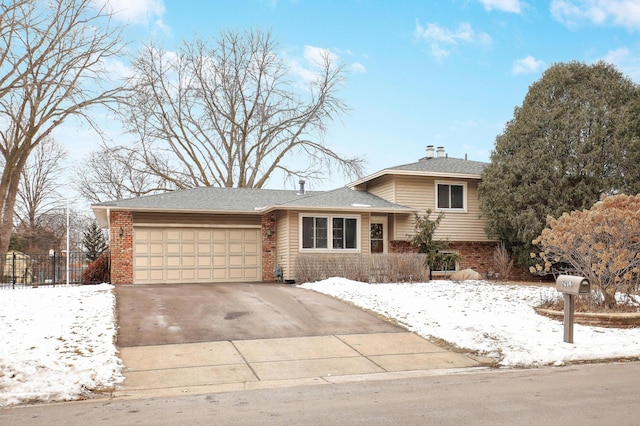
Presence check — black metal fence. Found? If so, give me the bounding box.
[2,251,93,289]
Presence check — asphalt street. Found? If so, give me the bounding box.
[3,361,640,425]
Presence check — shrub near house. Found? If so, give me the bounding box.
[531,194,640,308]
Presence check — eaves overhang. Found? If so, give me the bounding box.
[347,169,483,189]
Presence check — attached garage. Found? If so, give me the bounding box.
[92,186,415,285]
[133,227,261,284]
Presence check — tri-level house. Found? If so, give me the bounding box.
[92,146,497,284]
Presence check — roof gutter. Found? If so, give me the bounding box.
[347,169,482,188]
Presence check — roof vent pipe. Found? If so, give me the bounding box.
[426,145,434,159]
[437,146,445,158]
[299,179,305,194]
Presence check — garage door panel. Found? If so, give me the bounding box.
[181,269,195,281]
[229,243,243,254]
[212,255,227,266]
[150,243,164,255]
[212,269,227,280]
[166,230,181,241]
[197,256,211,267]
[150,257,164,268]
[244,230,258,241]
[166,269,181,281]
[229,256,243,267]
[134,270,149,281]
[228,230,244,240]
[244,268,259,279]
[228,268,244,279]
[149,230,164,241]
[244,243,258,254]
[135,257,148,268]
[197,269,212,280]
[134,227,261,284]
[150,270,164,281]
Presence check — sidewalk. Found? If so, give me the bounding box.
[115,332,495,399]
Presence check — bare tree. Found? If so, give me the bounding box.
[0,0,124,268]
[75,143,173,204]
[120,28,364,190]
[13,207,92,254]
[15,136,68,228]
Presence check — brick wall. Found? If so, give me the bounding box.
[109,211,133,284]
[390,240,515,278]
[389,240,417,253]
[261,212,277,281]
[449,241,496,274]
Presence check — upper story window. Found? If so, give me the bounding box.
[301,215,359,251]
[436,182,466,210]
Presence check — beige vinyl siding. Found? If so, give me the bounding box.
[275,210,292,279]
[360,214,371,255]
[391,176,493,242]
[434,180,489,241]
[391,175,432,240]
[362,175,396,202]
[278,210,371,281]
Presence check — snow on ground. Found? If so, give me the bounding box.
[301,278,640,367]
[0,284,123,407]
[3,278,640,407]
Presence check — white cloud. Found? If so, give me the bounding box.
[479,0,522,13]
[512,55,546,74]
[287,46,340,85]
[96,0,170,34]
[602,47,640,80]
[349,62,366,73]
[303,45,338,66]
[415,22,492,59]
[551,0,640,31]
[100,57,133,80]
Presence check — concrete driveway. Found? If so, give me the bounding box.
[114,282,402,347]
[113,283,494,399]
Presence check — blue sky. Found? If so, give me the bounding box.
[68,0,640,191]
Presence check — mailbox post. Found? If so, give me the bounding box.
[555,275,591,343]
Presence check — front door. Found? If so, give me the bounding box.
[370,217,387,254]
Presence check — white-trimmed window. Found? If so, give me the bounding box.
[436,181,466,211]
[432,251,459,274]
[301,215,359,251]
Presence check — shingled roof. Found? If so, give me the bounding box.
[91,185,415,225]
[348,155,488,188]
[93,187,316,213]
[390,156,487,175]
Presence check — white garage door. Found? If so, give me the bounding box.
[133,227,261,283]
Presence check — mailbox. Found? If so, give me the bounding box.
[555,275,590,295]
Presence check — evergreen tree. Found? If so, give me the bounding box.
[479,61,640,266]
[82,221,108,261]
[410,211,462,280]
